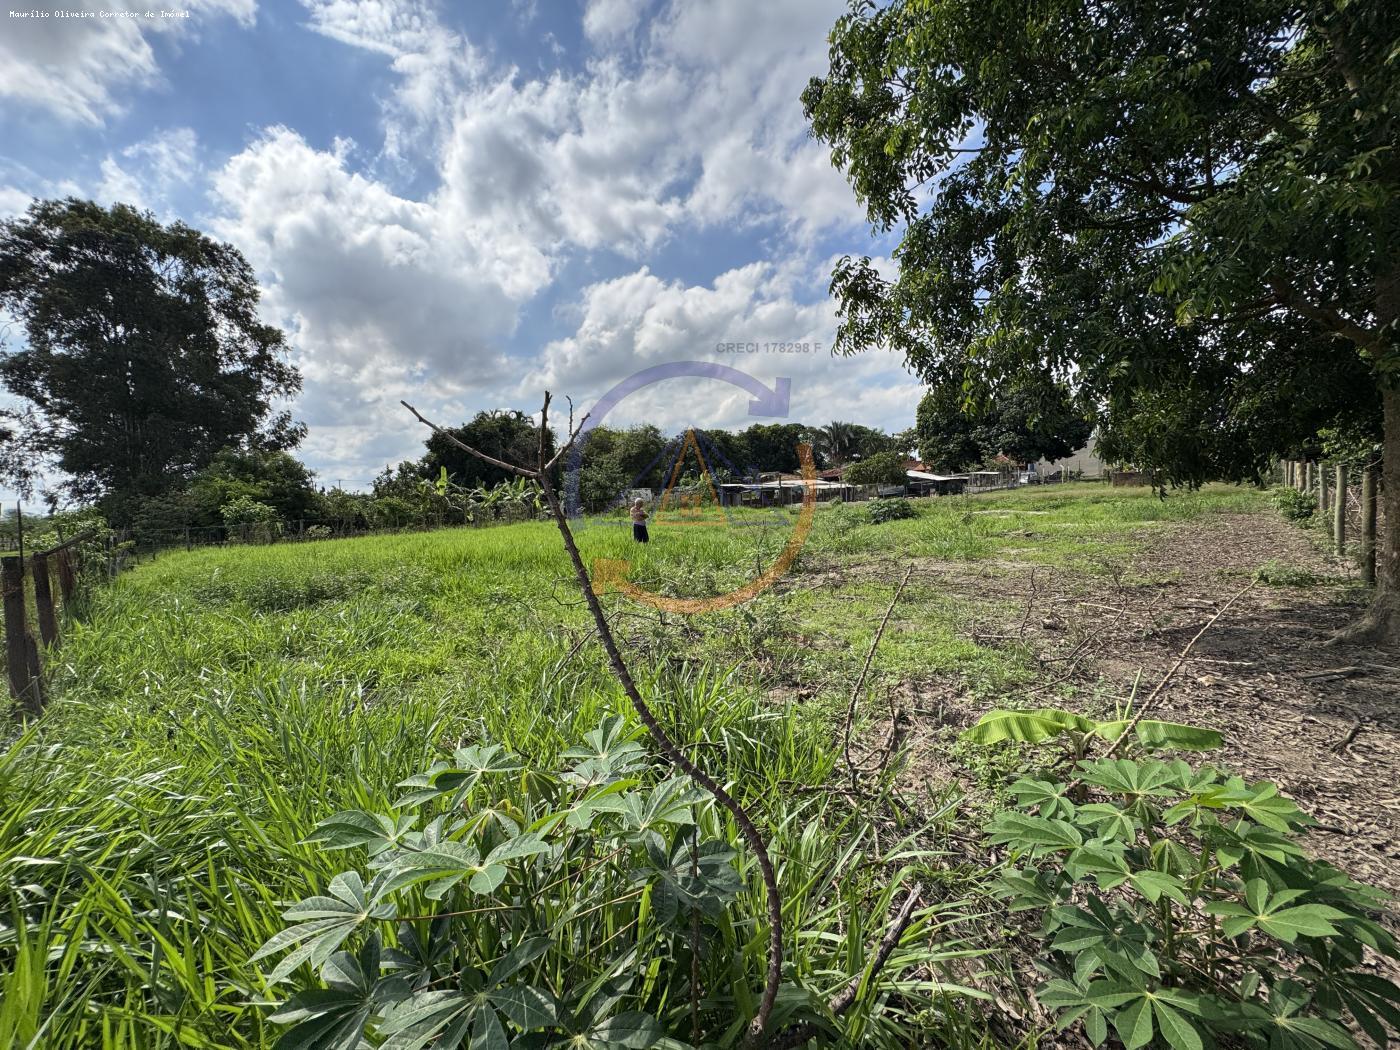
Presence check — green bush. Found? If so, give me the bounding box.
[845,451,908,487]
[867,497,916,524]
[982,754,1400,1049]
[221,495,282,543]
[1270,486,1317,523]
[305,524,334,540]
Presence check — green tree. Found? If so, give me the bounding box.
[804,0,1397,638]
[813,420,862,467]
[575,424,669,512]
[851,424,900,461]
[966,375,1094,467]
[423,410,553,490]
[189,446,320,525]
[691,427,750,480]
[844,450,908,486]
[737,423,811,474]
[0,199,303,523]
[220,495,281,544]
[915,383,983,471]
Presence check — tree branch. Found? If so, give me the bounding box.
[402,395,785,1044]
[768,882,924,1050]
[1267,278,1378,353]
[1071,580,1254,785]
[842,565,914,789]
[543,407,592,474]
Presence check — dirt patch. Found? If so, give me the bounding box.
[1088,512,1398,897]
[889,508,1400,898]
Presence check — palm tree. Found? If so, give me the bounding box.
[813,420,861,467]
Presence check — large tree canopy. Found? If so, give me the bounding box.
[917,372,1093,471]
[804,0,1398,636]
[0,199,302,521]
[422,409,555,490]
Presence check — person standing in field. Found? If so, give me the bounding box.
[630,497,649,543]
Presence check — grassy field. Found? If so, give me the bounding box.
[0,484,1269,1048]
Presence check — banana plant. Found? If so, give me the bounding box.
[962,706,1222,761]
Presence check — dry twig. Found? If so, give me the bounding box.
[842,565,915,788]
[769,882,924,1050]
[1080,580,1255,777]
[1332,719,1364,753]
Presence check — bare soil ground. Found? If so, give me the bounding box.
[841,504,1400,1038]
[894,508,1400,898]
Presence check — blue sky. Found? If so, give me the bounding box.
[0,0,919,497]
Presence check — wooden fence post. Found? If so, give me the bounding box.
[1333,464,1347,557]
[1318,463,1329,522]
[3,555,39,715]
[1304,461,1312,491]
[25,633,44,707]
[1361,464,1378,585]
[55,548,76,604]
[31,552,58,648]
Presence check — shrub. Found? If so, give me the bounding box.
[845,451,908,487]
[971,719,1400,1050]
[305,524,333,540]
[1253,559,1322,587]
[255,718,726,1046]
[220,495,281,543]
[368,494,418,529]
[1270,486,1317,523]
[822,500,860,532]
[867,497,916,524]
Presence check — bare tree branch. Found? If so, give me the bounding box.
[399,400,537,479]
[1067,579,1255,792]
[842,565,914,789]
[543,408,593,474]
[401,393,785,1043]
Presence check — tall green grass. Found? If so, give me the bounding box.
[1,483,1262,1046]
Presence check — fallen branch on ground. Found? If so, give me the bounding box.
[1298,666,1366,682]
[1332,719,1364,753]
